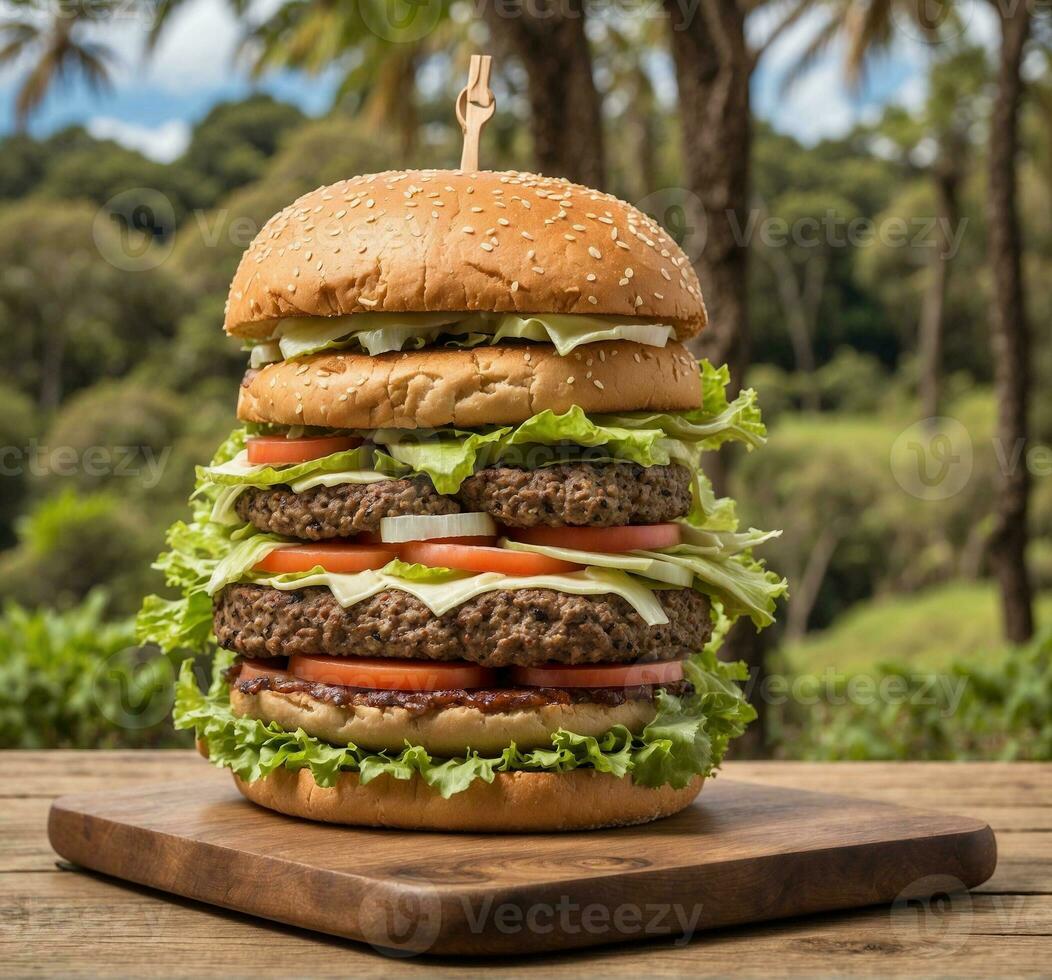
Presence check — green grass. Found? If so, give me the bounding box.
[784,581,1052,675]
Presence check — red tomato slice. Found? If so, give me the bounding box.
[510,660,685,688]
[290,654,497,691]
[246,434,362,466]
[237,659,289,682]
[254,542,399,574]
[400,541,581,576]
[508,523,683,554]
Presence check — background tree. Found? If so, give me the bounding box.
[482,0,605,187]
[0,1,116,128]
[985,1,1036,643]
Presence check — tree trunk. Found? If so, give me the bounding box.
[765,241,824,411]
[918,168,959,422]
[482,0,605,188]
[985,2,1034,644]
[664,0,751,501]
[784,524,839,644]
[663,0,751,398]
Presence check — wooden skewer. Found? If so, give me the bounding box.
[456,54,495,172]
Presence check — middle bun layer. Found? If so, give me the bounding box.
[237,341,702,430]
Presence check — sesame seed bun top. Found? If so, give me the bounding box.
[223,169,706,342]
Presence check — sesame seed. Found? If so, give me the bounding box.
[359,297,378,307]
[599,350,606,362]
[287,283,296,293]
[567,376,575,384]
[633,352,642,363]
[588,247,602,259]
[521,231,534,240]
[625,268,634,278]
[619,277,629,286]
[471,206,483,213]
[480,242,494,252]
[497,217,510,226]
[661,269,672,281]
[593,380,605,390]
[572,224,586,232]
[532,266,545,274]
[654,292,664,299]
[511,280,519,292]
[587,295,598,304]
[564,234,576,242]
[462,226,475,234]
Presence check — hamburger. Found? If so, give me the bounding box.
[140,169,786,832]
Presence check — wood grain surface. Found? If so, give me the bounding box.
[3,754,1048,974]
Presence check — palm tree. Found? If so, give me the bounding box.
[0,5,116,129]
[785,0,1040,643]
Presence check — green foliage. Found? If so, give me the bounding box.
[182,95,306,195]
[0,591,188,748]
[0,488,161,614]
[785,581,1052,675]
[0,383,37,545]
[43,381,184,493]
[0,200,189,406]
[769,629,1052,761]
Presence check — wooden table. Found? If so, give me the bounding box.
[2,753,1048,976]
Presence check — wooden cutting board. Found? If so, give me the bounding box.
[47,773,996,956]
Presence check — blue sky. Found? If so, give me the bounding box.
[0,0,998,162]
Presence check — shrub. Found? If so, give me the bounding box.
[0,383,37,545]
[0,489,161,613]
[767,628,1052,761]
[0,591,188,748]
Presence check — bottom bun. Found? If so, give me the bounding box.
[234,767,704,832]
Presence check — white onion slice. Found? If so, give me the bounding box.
[380,512,497,543]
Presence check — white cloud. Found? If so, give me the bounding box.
[87,116,192,162]
[80,0,254,94]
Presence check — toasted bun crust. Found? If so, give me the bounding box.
[238,341,701,429]
[235,767,704,832]
[224,170,706,342]
[230,686,656,756]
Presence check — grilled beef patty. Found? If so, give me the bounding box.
[228,665,693,715]
[233,462,693,538]
[455,462,693,528]
[214,585,711,666]
[234,476,458,540]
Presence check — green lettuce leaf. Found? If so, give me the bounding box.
[175,646,755,798]
[635,547,788,629]
[199,445,408,488]
[380,559,466,583]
